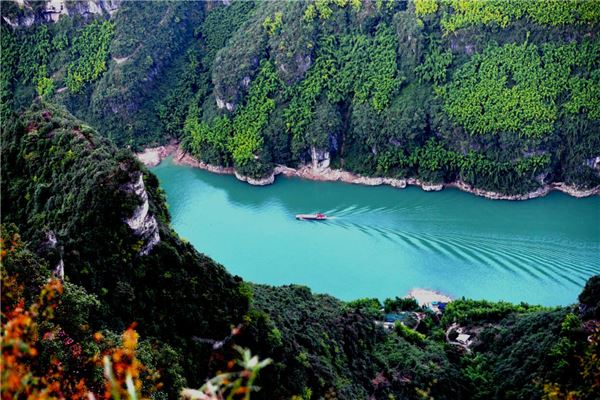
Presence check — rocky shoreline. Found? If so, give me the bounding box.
[136,144,600,200]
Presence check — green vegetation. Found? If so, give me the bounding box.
[65,20,114,93]
[439,38,600,138]
[415,0,439,17]
[440,0,600,32]
[2,2,600,399]
[441,299,552,326]
[1,103,248,395]
[2,102,599,399]
[3,0,599,193]
[16,24,51,84]
[395,323,426,344]
[384,297,420,312]
[230,61,281,173]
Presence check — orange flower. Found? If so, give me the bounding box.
[93,331,104,343]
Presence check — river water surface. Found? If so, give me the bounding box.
[152,158,600,306]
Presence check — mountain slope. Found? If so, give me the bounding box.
[1,102,249,391]
[3,0,599,195]
[2,102,599,399]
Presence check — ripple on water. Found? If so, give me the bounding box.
[152,159,600,306]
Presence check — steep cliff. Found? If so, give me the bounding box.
[0,102,249,390]
[1,0,120,27]
[122,171,160,255]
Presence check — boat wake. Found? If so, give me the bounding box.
[320,206,599,289]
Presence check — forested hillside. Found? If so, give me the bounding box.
[1,1,600,398]
[2,0,599,195]
[1,103,599,399]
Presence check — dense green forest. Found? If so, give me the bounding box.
[2,0,599,194]
[1,1,600,399]
[1,103,599,399]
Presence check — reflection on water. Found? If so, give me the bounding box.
[153,157,600,306]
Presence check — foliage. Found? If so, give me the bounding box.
[1,103,249,396]
[1,277,68,399]
[229,60,281,174]
[373,330,464,399]
[65,21,114,94]
[244,284,379,399]
[468,308,598,399]
[441,41,556,137]
[442,298,552,326]
[182,347,271,400]
[579,275,600,319]
[415,45,452,85]
[542,326,600,400]
[90,0,204,147]
[201,1,256,68]
[183,104,233,166]
[1,103,599,399]
[345,297,383,318]
[157,47,208,140]
[414,0,439,17]
[441,0,600,32]
[1,24,19,116]
[16,24,51,84]
[376,137,552,193]
[1,261,267,400]
[395,322,426,344]
[441,37,600,139]
[4,0,600,192]
[263,12,283,36]
[384,297,420,313]
[303,0,361,22]
[35,66,55,99]
[0,269,152,400]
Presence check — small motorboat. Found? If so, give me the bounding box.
[296,213,327,221]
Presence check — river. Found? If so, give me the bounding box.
[152,158,600,306]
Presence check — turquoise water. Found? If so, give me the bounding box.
[152,158,600,306]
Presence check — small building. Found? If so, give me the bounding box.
[374,321,396,330]
[385,312,409,323]
[456,334,471,345]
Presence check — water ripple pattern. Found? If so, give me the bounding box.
[152,158,600,306]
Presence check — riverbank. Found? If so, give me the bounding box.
[136,144,600,200]
[407,288,453,307]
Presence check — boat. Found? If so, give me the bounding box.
[295,213,327,221]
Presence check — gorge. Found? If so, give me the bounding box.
[2,0,600,398]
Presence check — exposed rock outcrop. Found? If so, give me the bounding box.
[3,0,120,27]
[310,146,330,169]
[173,147,235,174]
[135,142,178,167]
[53,259,65,280]
[134,143,599,200]
[40,229,65,280]
[216,97,236,112]
[122,172,160,255]
[585,155,600,173]
[234,170,275,186]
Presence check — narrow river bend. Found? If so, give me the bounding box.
[152,158,600,306]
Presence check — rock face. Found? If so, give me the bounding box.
[234,170,275,186]
[310,146,331,169]
[53,259,65,280]
[135,143,600,200]
[216,97,236,112]
[3,0,120,27]
[122,172,160,255]
[585,156,600,173]
[41,229,65,280]
[135,142,178,167]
